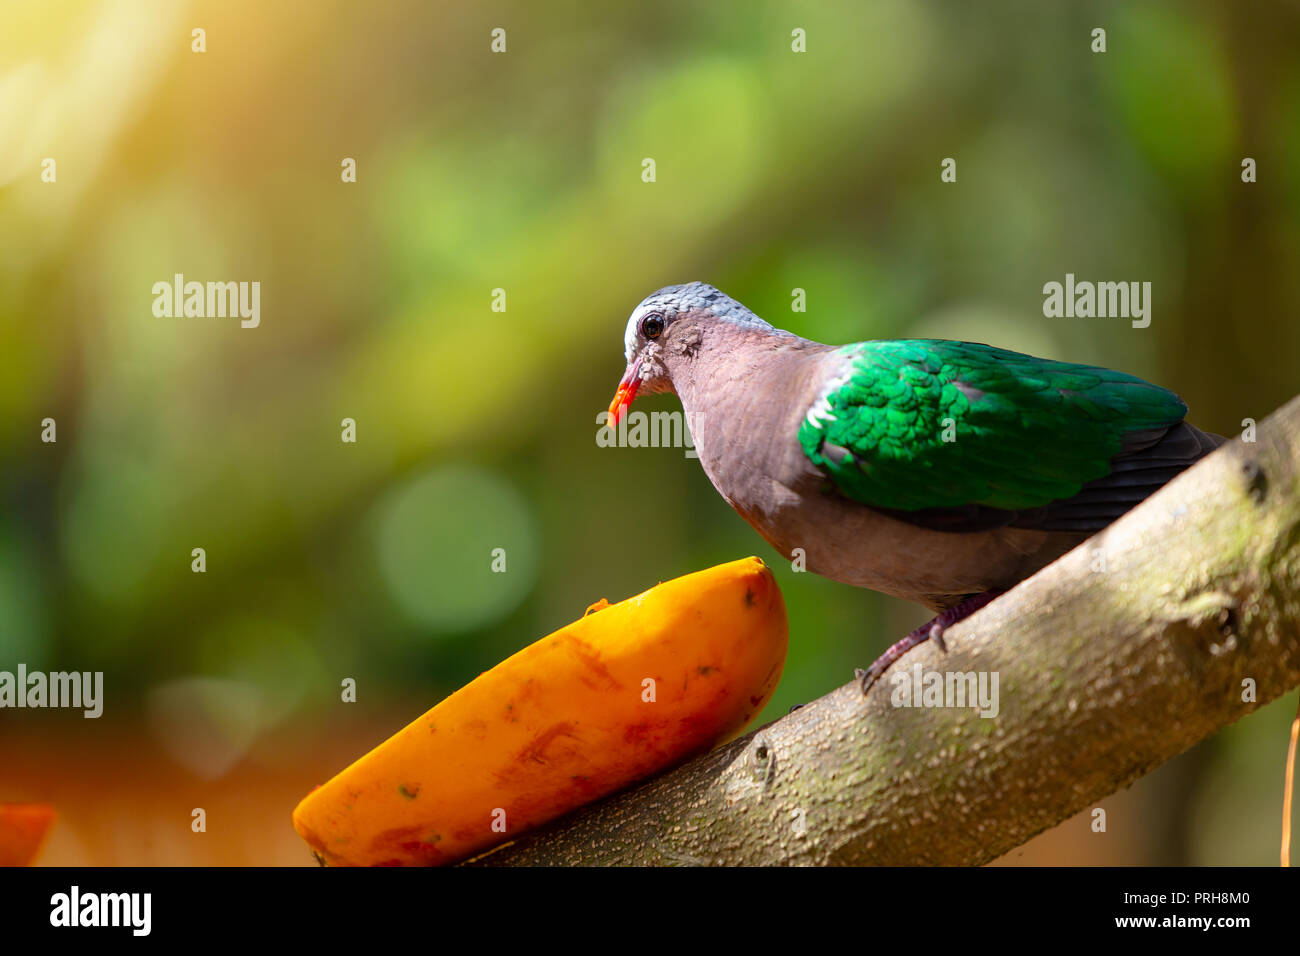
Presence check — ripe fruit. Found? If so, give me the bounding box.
[293,557,788,866]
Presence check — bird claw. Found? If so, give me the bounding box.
[857,630,926,697]
[856,589,1004,697]
[855,666,879,696]
[930,624,948,653]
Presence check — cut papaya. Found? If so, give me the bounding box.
[293,557,787,866]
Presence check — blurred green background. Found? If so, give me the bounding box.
[2,0,1298,865]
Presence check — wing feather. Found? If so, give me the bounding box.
[798,340,1210,532]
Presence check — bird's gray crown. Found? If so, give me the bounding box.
[624,282,774,361]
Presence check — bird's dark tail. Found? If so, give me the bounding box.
[1187,423,1229,454]
[1007,420,1226,532]
[878,420,1227,534]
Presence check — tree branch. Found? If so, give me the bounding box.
[468,396,1300,866]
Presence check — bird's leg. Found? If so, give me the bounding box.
[857,589,1006,696]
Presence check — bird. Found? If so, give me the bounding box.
[605,282,1225,693]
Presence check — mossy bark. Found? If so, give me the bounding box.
[468,396,1300,866]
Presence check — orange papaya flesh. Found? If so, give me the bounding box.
[293,556,788,866]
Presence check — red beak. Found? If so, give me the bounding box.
[607,356,643,426]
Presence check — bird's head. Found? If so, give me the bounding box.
[607,281,772,425]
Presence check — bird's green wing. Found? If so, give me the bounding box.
[798,340,1188,513]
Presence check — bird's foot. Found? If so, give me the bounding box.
[858,589,1006,696]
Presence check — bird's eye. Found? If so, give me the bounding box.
[640,313,664,339]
